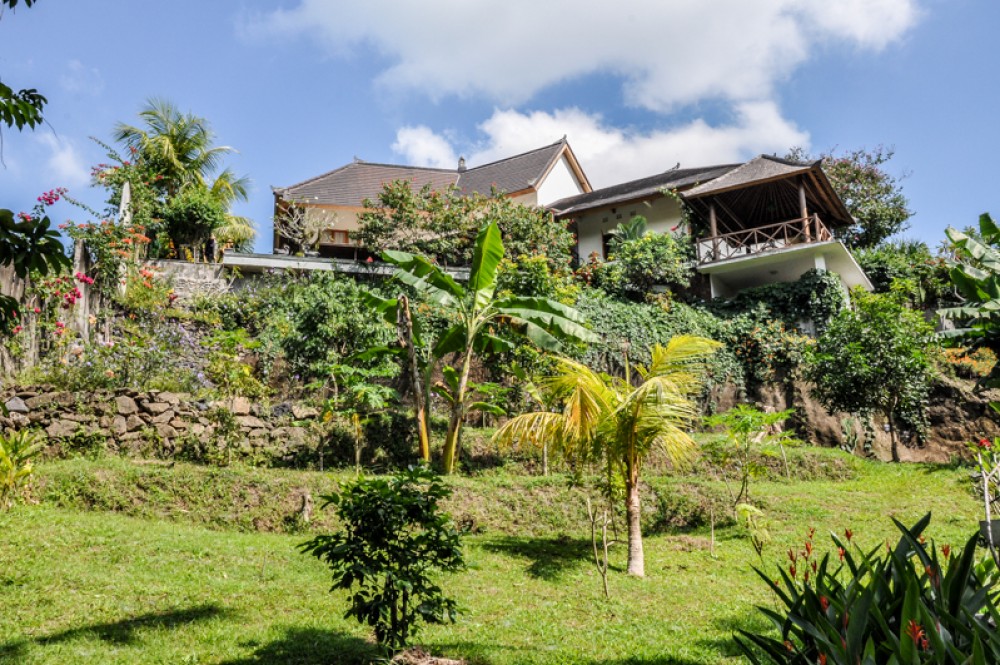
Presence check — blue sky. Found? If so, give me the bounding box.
[1,0,997,253]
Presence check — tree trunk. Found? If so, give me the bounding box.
[885,398,899,462]
[396,295,430,462]
[441,350,473,474]
[625,470,645,577]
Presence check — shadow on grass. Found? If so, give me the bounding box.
[481,535,604,580]
[0,604,228,660]
[218,626,379,664]
[694,610,773,661]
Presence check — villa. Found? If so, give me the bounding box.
[240,138,871,298]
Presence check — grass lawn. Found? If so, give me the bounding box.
[0,453,983,664]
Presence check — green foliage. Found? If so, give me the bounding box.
[704,405,798,509]
[202,328,268,399]
[940,214,1000,387]
[589,232,693,300]
[23,318,200,392]
[855,239,950,307]
[0,429,43,509]
[300,466,465,652]
[376,221,597,473]
[788,146,911,249]
[356,181,574,268]
[494,336,721,576]
[161,185,225,250]
[0,195,71,333]
[737,514,1000,664]
[713,269,847,334]
[806,289,936,461]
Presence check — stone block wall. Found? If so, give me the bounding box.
[1,387,321,466]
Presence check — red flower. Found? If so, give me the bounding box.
[942,544,951,559]
[979,437,992,449]
[819,596,829,611]
[844,528,853,542]
[905,620,928,651]
[12,325,22,334]
[818,653,827,665]
[366,256,374,263]
[837,547,845,561]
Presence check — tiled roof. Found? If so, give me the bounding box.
[456,139,569,196]
[682,155,815,199]
[273,162,457,206]
[273,138,577,206]
[549,164,739,216]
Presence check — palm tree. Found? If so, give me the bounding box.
[114,98,255,254]
[493,336,720,576]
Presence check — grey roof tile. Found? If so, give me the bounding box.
[456,139,567,196]
[550,164,739,216]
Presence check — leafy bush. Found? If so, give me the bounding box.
[0,429,44,509]
[586,232,693,300]
[23,318,202,392]
[301,466,464,652]
[737,514,1000,664]
[202,328,268,398]
[855,239,949,307]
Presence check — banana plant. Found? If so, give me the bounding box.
[367,221,598,474]
[940,213,1000,388]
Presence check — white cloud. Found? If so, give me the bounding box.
[244,0,919,110]
[392,126,457,169]
[396,103,809,187]
[37,134,90,188]
[59,59,104,95]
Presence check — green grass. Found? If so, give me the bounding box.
[0,452,985,664]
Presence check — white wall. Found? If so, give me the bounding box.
[536,155,585,207]
[574,196,684,260]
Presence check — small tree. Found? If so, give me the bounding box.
[300,466,464,653]
[703,404,797,509]
[805,289,935,462]
[273,204,335,255]
[494,336,720,576]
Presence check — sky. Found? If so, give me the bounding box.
[1,0,998,254]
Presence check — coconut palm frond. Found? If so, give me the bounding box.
[213,215,256,250]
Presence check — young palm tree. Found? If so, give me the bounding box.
[114,98,255,253]
[494,336,720,576]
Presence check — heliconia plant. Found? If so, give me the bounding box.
[736,513,1000,665]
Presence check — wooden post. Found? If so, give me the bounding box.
[709,201,719,259]
[799,179,810,241]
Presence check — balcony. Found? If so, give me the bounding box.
[696,214,833,265]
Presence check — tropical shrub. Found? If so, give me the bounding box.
[737,514,1000,664]
[590,232,693,300]
[0,429,44,510]
[806,289,936,462]
[356,181,575,268]
[855,239,949,307]
[300,466,464,652]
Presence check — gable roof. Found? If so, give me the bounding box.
[549,164,739,217]
[273,138,590,207]
[682,155,815,199]
[456,137,591,196]
[273,162,456,207]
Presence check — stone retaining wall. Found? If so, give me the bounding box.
[1,387,321,466]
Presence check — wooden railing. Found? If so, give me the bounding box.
[696,214,833,264]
